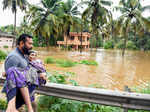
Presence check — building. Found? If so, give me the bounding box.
[57,32,91,50]
[0,31,16,48]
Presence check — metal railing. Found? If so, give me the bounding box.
[0,78,150,111]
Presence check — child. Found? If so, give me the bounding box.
[4,50,47,112]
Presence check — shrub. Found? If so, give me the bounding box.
[0,50,7,61]
[3,45,8,48]
[115,40,124,49]
[126,41,137,50]
[0,99,7,110]
[104,40,114,49]
[144,39,150,50]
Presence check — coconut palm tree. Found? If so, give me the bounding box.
[82,0,112,48]
[2,0,27,47]
[57,0,80,49]
[2,0,27,34]
[26,0,61,48]
[115,0,150,56]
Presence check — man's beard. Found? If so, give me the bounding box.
[22,45,32,55]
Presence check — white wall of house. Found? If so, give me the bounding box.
[0,37,14,48]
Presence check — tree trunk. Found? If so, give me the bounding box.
[122,29,128,56]
[64,33,68,50]
[54,37,57,48]
[80,23,83,53]
[12,10,17,48]
[46,35,50,50]
[122,37,127,56]
[14,11,16,34]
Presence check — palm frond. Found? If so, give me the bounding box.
[100,0,113,6]
[141,5,150,12]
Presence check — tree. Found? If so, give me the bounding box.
[115,0,150,56]
[2,0,27,47]
[82,0,112,48]
[26,0,61,48]
[57,0,80,49]
[2,0,27,34]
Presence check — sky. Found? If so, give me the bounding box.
[0,0,150,27]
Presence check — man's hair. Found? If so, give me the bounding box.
[17,34,33,45]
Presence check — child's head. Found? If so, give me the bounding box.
[29,50,37,61]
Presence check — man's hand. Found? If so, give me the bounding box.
[2,72,6,77]
[39,73,47,80]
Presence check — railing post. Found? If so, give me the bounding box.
[123,86,131,112]
[123,108,128,112]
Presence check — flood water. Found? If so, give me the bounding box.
[1,47,150,90]
[33,47,150,90]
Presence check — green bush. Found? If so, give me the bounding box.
[79,60,98,66]
[144,39,150,50]
[0,50,7,61]
[90,37,97,48]
[126,41,137,50]
[3,45,8,48]
[115,40,124,49]
[104,40,114,49]
[0,99,7,110]
[44,57,55,64]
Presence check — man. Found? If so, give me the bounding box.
[2,34,43,112]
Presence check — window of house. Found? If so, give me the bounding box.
[79,36,85,42]
[70,36,74,40]
[83,37,85,42]
[87,37,89,41]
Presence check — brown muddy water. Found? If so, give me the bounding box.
[1,47,150,90]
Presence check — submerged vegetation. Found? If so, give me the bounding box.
[44,57,98,67]
[79,60,98,66]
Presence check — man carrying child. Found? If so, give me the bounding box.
[2,34,47,112]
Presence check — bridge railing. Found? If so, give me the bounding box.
[0,78,150,111]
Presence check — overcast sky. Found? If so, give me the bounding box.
[0,0,150,27]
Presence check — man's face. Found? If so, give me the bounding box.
[24,37,33,50]
[21,37,33,55]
